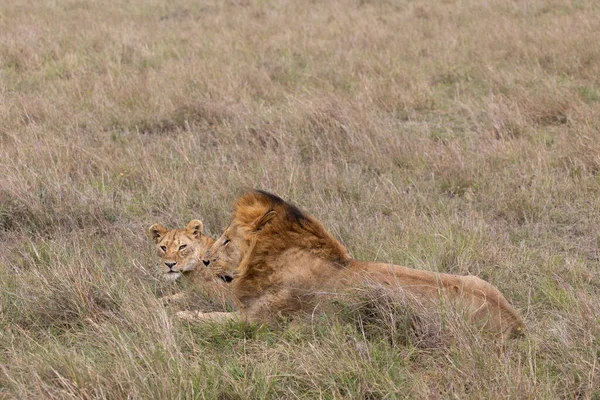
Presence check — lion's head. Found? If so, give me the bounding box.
[148,219,214,282]
[203,190,350,282]
[201,222,246,282]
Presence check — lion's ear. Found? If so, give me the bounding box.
[185,219,204,240]
[148,224,167,243]
[252,210,276,232]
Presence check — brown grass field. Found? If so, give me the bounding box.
[1,0,600,398]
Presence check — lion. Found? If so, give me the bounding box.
[202,190,525,339]
[148,219,236,322]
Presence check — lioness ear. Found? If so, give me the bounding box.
[252,210,276,232]
[185,219,204,240]
[148,224,167,243]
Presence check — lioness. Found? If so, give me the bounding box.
[148,219,236,322]
[203,190,525,338]
[149,219,216,283]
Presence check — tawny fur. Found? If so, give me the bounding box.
[205,191,525,339]
[148,219,233,311]
[149,219,216,284]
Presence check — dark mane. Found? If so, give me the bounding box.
[233,190,351,264]
[254,189,311,228]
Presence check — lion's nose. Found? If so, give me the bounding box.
[165,261,177,270]
[202,259,210,267]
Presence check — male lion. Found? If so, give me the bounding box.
[203,190,525,338]
[148,219,236,322]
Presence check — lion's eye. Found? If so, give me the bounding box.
[178,244,187,251]
[160,246,167,252]
[224,239,230,246]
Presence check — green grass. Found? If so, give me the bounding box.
[1,0,600,398]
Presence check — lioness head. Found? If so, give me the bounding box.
[148,219,214,282]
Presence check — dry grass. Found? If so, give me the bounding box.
[1,0,599,398]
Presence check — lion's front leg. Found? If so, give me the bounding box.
[175,310,239,323]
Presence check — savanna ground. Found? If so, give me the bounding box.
[1,0,600,398]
